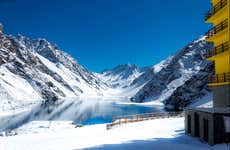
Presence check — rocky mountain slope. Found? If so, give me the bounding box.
[98,37,214,110]
[0,33,108,114]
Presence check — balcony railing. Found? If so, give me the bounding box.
[208,72,230,84]
[205,0,227,21]
[205,19,228,38]
[206,42,229,58]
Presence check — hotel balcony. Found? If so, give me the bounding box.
[206,42,229,58]
[205,0,227,21]
[205,19,228,41]
[208,72,230,84]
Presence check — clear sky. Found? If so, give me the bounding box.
[0,0,211,72]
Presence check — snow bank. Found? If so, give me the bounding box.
[0,118,225,150]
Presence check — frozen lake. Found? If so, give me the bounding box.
[80,99,164,125]
[0,97,164,131]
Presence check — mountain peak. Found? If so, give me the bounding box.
[97,64,143,88]
[101,64,138,74]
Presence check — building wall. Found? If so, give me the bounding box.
[185,109,215,145]
[212,84,230,107]
[206,27,228,47]
[185,0,230,146]
[206,0,230,91]
[185,109,230,145]
[212,51,230,74]
[214,114,230,143]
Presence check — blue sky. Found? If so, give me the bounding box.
[0,0,211,72]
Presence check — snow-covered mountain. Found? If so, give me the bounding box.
[132,37,214,108]
[96,64,146,88]
[96,36,214,110]
[0,33,108,114]
[0,28,215,132]
[0,24,213,117]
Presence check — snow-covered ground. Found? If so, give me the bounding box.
[189,92,213,108]
[0,118,226,150]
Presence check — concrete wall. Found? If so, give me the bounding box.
[212,84,230,107]
[214,114,230,143]
[185,108,230,145]
[185,109,215,145]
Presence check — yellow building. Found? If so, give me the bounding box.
[185,1,230,145]
[205,0,230,107]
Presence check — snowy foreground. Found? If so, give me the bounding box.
[0,118,226,150]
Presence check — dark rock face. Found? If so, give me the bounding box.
[163,62,214,110]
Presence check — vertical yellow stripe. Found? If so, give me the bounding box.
[228,1,230,69]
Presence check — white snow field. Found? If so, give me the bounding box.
[0,118,226,150]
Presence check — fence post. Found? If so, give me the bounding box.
[176,112,179,117]
[223,73,226,82]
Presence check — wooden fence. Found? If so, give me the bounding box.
[106,111,184,130]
